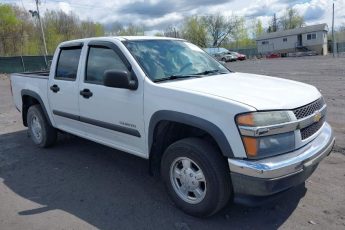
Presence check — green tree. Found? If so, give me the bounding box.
[13,5,39,55]
[280,8,305,30]
[154,32,164,37]
[43,10,105,53]
[255,19,264,38]
[231,17,255,48]
[0,4,105,56]
[0,4,20,55]
[181,16,207,47]
[94,23,104,36]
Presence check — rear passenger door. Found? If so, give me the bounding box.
[48,44,84,134]
[78,41,145,157]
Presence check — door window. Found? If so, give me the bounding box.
[86,47,127,84]
[55,48,82,80]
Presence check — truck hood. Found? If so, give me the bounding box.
[163,72,321,110]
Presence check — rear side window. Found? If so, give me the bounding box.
[55,48,82,80]
[86,47,127,84]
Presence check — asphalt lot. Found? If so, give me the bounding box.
[0,56,344,230]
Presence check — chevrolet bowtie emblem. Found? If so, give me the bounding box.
[314,111,322,122]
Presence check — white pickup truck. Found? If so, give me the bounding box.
[10,36,334,217]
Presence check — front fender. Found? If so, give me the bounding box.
[148,110,234,158]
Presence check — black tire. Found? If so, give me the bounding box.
[27,104,57,148]
[221,58,227,62]
[161,137,232,217]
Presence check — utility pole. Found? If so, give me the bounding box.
[35,0,48,65]
[332,1,336,57]
[272,14,277,32]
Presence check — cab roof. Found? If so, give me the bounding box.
[59,36,184,47]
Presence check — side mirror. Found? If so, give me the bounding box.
[103,69,137,90]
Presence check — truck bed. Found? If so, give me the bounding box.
[11,71,50,114]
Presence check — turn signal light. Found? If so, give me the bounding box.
[242,136,257,157]
[237,114,255,126]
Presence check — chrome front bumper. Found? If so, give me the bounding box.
[228,122,335,179]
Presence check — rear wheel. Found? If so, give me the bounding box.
[27,105,57,147]
[161,137,232,217]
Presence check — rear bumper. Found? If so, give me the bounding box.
[228,122,334,196]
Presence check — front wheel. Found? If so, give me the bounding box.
[161,138,232,217]
[27,105,57,148]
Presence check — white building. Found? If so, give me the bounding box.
[256,24,328,56]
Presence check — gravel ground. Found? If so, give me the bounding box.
[0,56,344,230]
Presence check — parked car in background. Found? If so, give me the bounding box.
[229,51,246,61]
[266,53,281,59]
[213,52,237,62]
[203,48,246,62]
[204,47,235,62]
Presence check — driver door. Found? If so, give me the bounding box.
[78,40,145,157]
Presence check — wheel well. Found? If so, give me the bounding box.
[149,121,222,176]
[22,95,40,127]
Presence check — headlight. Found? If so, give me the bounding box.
[241,132,295,158]
[236,111,295,159]
[237,111,292,126]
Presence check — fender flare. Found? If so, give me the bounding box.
[148,110,234,158]
[21,89,53,126]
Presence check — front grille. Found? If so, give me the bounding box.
[293,98,325,120]
[300,116,325,140]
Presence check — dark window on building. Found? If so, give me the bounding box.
[283,38,287,42]
[55,48,82,80]
[307,33,317,40]
[262,41,269,45]
[86,47,127,84]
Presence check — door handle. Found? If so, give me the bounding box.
[80,89,93,99]
[50,84,60,93]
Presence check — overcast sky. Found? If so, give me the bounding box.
[4,0,345,33]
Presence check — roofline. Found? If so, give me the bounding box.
[256,23,328,41]
[58,36,185,47]
[256,29,327,41]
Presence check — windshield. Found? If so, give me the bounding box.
[124,40,230,82]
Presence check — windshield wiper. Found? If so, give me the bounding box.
[153,70,228,83]
[195,69,228,75]
[153,74,202,83]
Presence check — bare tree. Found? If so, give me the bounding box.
[202,13,238,47]
[108,22,124,35]
[164,26,180,38]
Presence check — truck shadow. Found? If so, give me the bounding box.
[0,130,306,230]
